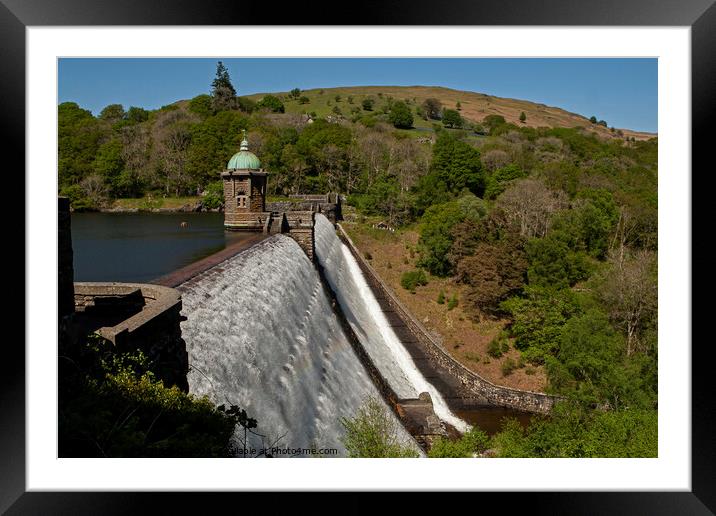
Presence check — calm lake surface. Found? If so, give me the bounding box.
[71,212,253,283]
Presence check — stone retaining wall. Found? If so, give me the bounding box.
[337,224,561,415]
[74,282,189,391]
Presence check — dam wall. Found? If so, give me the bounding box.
[314,215,469,434]
[177,235,423,456]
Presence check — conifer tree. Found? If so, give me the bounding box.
[211,61,237,110]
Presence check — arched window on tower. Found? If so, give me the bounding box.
[237,191,247,209]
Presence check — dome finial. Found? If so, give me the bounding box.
[240,129,249,151]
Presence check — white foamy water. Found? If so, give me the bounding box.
[314,214,470,433]
[178,235,418,457]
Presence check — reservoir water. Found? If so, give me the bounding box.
[70,212,253,283]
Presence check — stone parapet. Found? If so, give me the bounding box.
[224,211,271,231]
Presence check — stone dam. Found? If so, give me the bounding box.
[59,198,560,456]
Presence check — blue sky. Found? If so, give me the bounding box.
[58,58,657,132]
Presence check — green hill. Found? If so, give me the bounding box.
[241,85,655,141]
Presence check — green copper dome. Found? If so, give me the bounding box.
[227,131,261,170]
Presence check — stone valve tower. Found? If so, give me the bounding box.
[222,129,268,231]
[222,130,316,259]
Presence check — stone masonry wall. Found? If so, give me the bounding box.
[337,224,561,415]
[283,211,315,261]
[74,282,190,391]
[265,201,341,224]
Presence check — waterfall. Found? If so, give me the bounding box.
[314,214,470,433]
[178,235,418,457]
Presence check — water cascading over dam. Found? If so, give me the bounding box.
[314,214,470,433]
[178,235,417,456]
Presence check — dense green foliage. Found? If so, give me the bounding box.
[417,201,466,276]
[441,109,463,128]
[400,270,428,292]
[339,397,420,457]
[389,100,414,128]
[484,164,527,200]
[491,403,657,457]
[501,286,583,364]
[256,94,285,113]
[59,335,245,457]
[428,427,490,457]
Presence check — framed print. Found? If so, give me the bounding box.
[5,0,712,512]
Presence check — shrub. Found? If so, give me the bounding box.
[362,97,375,111]
[340,397,419,458]
[188,94,215,118]
[447,293,459,310]
[202,180,224,209]
[428,427,490,457]
[502,357,518,376]
[360,116,377,128]
[59,335,244,457]
[256,94,285,113]
[442,109,463,128]
[389,101,414,129]
[299,96,310,104]
[401,270,428,292]
[465,352,481,362]
[501,340,510,354]
[487,339,503,358]
[525,366,536,375]
[437,290,446,304]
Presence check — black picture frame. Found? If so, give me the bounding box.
[6,0,711,512]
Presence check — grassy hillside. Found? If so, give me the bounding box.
[241,85,655,141]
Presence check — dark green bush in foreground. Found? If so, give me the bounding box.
[59,335,246,457]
